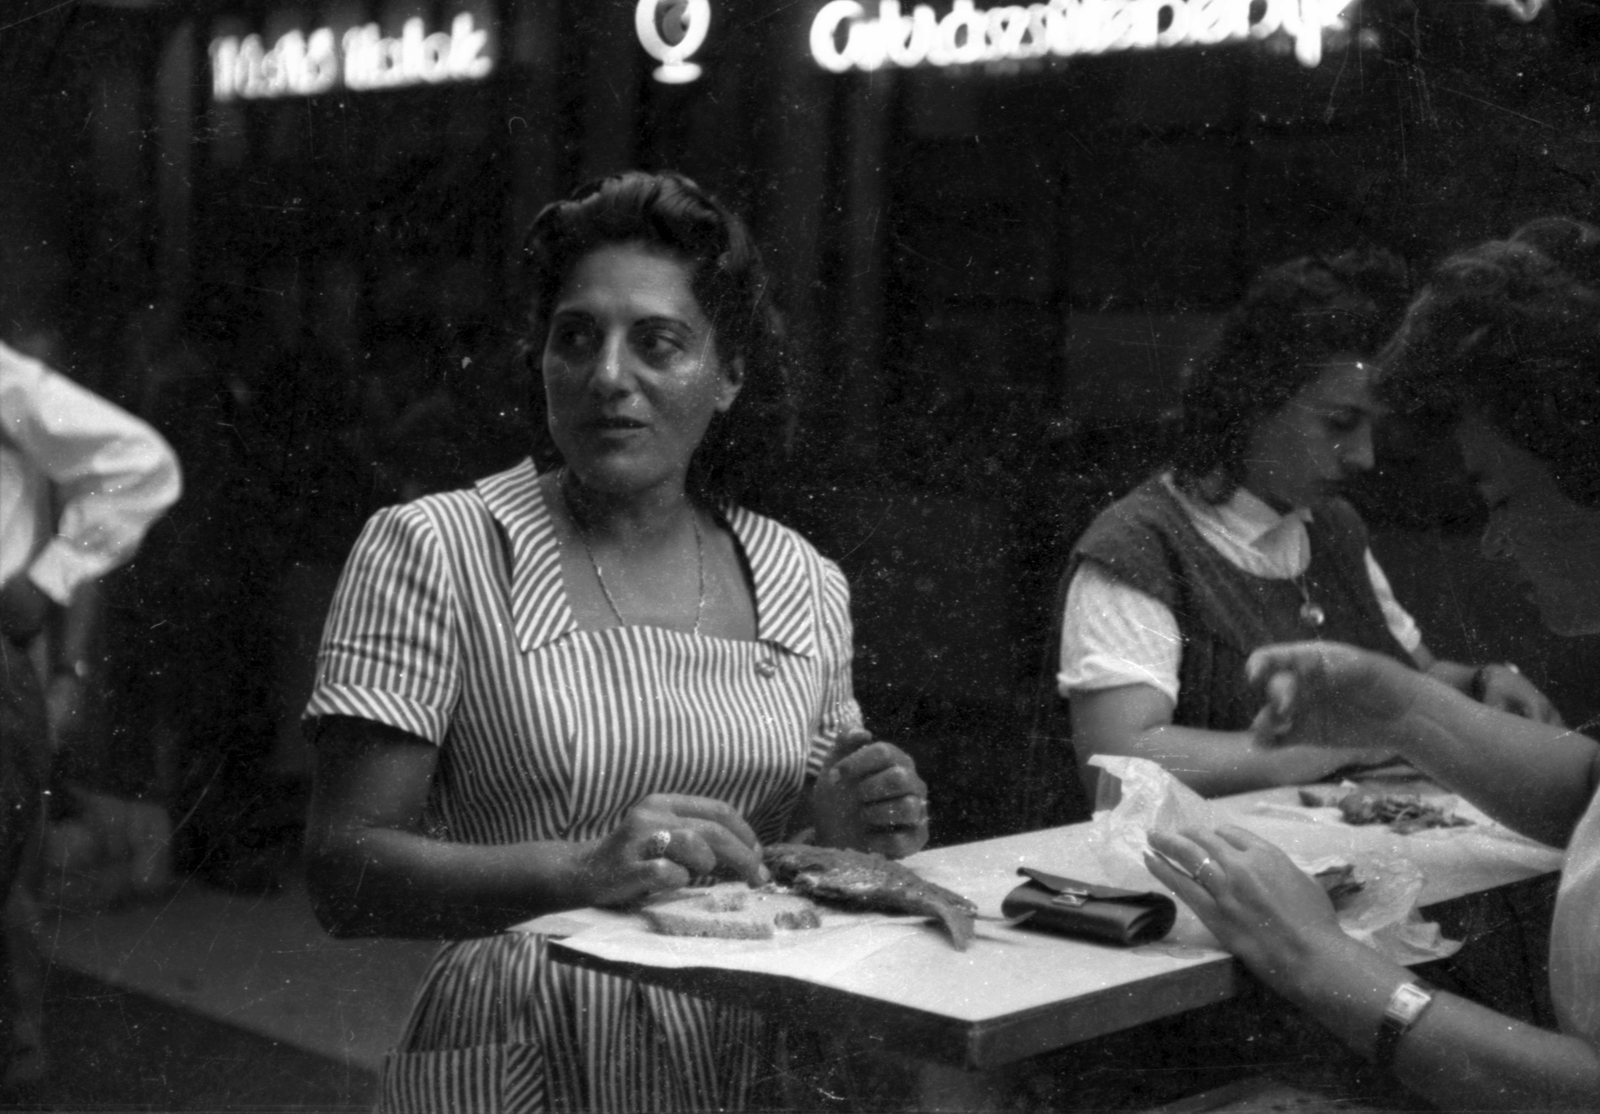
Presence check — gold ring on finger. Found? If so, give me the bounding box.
[643,830,672,859]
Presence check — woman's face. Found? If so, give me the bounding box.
[1457,415,1600,636]
[542,242,741,499]
[1242,357,1378,510]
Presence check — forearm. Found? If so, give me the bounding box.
[1385,677,1597,845]
[1072,684,1363,798]
[307,825,596,939]
[1422,657,1477,695]
[1103,724,1347,797]
[1282,935,1600,1111]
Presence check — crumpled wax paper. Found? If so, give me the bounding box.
[1087,755,1460,964]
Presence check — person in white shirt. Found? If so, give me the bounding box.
[1058,250,1559,801]
[1,337,180,1085]
[1,339,182,640]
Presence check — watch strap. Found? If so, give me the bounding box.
[1373,979,1436,1068]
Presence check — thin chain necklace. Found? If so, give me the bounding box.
[558,469,705,636]
[1292,574,1326,628]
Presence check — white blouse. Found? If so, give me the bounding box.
[1058,474,1421,704]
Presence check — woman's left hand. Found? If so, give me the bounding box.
[1144,825,1345,990]
[1476,664,1565,726]
[811,728,930,859]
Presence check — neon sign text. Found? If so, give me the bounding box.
[210,12,493,101]
[809,0,1358,72]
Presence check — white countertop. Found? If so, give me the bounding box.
[547,782,1563,1068]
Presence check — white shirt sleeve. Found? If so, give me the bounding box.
[1058,562,1182,705]
[1363,548,1423,656]
[0,342,182,605]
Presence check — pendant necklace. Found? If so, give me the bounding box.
[558,469,705,635]
[1293,575,1326,629]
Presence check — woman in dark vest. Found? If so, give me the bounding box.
[1057,250,1561,799]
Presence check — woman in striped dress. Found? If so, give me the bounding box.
[303,172,929,1112]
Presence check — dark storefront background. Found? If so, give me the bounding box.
[3,0,1598,849]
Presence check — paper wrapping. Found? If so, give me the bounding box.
[1086,755,1468,964]
[519,904,931,981]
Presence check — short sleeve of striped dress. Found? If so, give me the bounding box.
[809,556,864,777]
[308,500,463,745]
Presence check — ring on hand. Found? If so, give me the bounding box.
[643,830,672,860]
[1194,856,1219,886]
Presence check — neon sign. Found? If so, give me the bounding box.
[810,0,1359,72]
[210,12,493,101]
[635,0,712,84]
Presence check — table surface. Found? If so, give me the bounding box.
[546,783,1563,1071]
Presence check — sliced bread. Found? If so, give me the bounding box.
[642,884,822,940]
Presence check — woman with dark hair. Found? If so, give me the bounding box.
[1058,250,1560,799]
[303,171,928,1111]
[1146,217,1600,1111]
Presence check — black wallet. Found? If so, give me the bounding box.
[1001,867,1177,946]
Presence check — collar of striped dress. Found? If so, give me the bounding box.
[476,460,821,658]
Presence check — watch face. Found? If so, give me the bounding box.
[1386,982,1434,1027]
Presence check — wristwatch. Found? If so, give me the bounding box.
[1373,979,1437,1068]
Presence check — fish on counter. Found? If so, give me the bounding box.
[1300,785,1472,835]
[762,843,978,950]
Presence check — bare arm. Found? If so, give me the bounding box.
[305,715,765,939]
[1251,642,1598,846]
[1070,683,1394,799]
[1389,688,1597,846]
[1413,642,1564,726]
[1149,825,1600,1111]
[1290,931,1600,1111]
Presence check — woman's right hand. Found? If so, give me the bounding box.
[575,793,767,908]
[1246,641,1421,753]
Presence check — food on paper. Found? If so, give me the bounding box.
[642,884,822,940]
[762,843,978,950]
[1299,785,1472,835]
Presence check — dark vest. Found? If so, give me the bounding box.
[1068,476,1414,732]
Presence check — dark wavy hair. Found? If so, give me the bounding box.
[520,170,796,506]
[1170,249,1411,501]
[1379,216,1600,509]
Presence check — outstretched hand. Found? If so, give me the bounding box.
[1145,825,1344,989]
[1247,641,1420,753]
[577,793,766,908]
[811,728,930,859]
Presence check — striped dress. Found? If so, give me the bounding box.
[306,460,862,1113]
